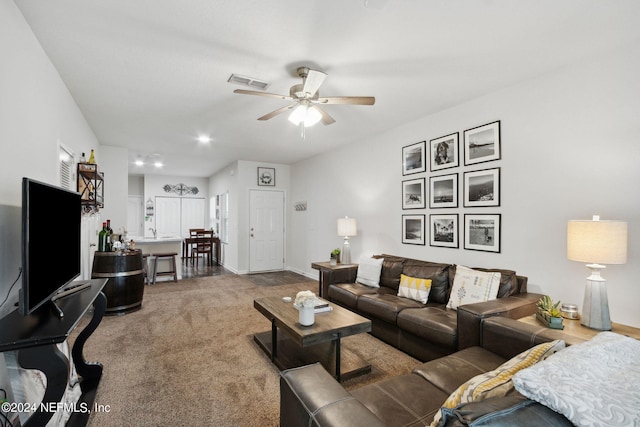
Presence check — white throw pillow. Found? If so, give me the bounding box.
[355,256,383,288]
[446,265,501,310]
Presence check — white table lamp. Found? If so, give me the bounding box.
[567,215,627,330]
[337,216,357,264]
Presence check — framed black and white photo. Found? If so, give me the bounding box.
[463,167,500,207]
[464,121,501,166]
[402,178,426,209]
[402,214,425,245]
[402,141,426,175]
[464,214,501,253]
[430,132,459,171]
[429,173,458,209]
[257,167,275,186]
[430,214,458,248]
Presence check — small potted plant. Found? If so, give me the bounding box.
[536,295,564,329]
[330,248,341,265]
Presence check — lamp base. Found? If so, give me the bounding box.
[342,238,351,265]
[581,264,611,330]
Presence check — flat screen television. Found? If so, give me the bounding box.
[20,177,82,316]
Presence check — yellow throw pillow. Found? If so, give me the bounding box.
[397,274,432,304]
[431,339,565,427]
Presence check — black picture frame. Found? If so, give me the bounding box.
[464,214,501,253]
[429,173,458,209]
[430,214,459,248]
[430,132,459,171]
[402,214,425,245]
[463,167,500,207]
[463,121,501,166]
[257,167,275,186]
[402,141,426,175]
[402,178,426,209]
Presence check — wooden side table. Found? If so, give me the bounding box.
[518,314,640,341]
[311,262,358,298]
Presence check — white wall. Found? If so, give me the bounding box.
[289,43,640,327]
[0,0,100,318]
[100,145,129,231]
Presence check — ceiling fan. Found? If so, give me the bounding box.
[233,67,375,127]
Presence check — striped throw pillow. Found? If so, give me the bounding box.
[397,274,432,304]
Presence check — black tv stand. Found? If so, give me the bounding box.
[48,299,65,318]
[0,278,107,427]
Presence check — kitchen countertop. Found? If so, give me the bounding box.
[128,236,183,244]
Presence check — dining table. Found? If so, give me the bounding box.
[182,236,221,266]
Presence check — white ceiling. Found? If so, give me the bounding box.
[15,0,640,177]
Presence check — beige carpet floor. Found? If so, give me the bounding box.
[77,274,418,427]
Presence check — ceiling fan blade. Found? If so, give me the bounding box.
[312,106,336,126]
[234,89,293,101]
[257,104,295,121]
[302,69,327,97]
[316,96,375,105]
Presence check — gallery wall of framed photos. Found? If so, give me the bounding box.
[401,120,502,253]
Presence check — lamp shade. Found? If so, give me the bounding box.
[567,218,627,264]
[337,217,357,237]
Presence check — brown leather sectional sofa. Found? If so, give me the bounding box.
[280,317,576,427]
[326,254,543,361]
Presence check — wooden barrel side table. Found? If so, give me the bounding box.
[91,249,145,315]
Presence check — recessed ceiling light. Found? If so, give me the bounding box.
[134,159,144,166]
[197,135,212,144]
[154,161,163,168]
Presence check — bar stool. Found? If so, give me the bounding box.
[142,254,150,284]
[152,252,178,284]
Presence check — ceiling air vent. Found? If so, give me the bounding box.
[227,74,270,90]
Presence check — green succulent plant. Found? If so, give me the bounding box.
[537,295,562,318]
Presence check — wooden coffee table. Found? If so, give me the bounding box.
[253,296,372,381]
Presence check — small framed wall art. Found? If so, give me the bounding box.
[430,132,459,171]
[464,214,501,253]
[257,167,275,186]
[463,167,500,207]
[430,214,459,248]
[402,178,426,209]
[463,121,501,166]
[429,173,458,209]
[402,214,425,245]
[402,141,426,175]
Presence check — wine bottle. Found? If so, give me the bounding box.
[98,222,108,252]
[88,149,96,164]
[106,219,113,251]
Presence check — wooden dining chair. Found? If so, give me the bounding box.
[188,228,205,262]
[192,230,213,265]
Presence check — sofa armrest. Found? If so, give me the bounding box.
[456,293,543,350]
[280,363,386,427]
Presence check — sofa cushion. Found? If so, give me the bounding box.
[397,307,457,348]
[413,346,506,395]
[356,256,384,287]
[328,283,378,309]
[433,339,565,426]
[357,293,424,324]
[513,331,640,427]
[402,260,451,304]
[447,266,501,310]
[397,274,432,303]
[351,373,448,427]
[374,254,405,290]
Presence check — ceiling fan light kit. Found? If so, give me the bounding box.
[233,66,375,127]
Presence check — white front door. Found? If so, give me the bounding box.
[249,190,284,273]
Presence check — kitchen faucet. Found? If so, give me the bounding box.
[149,228,157,239]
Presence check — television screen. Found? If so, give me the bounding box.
[20,177,81,315]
